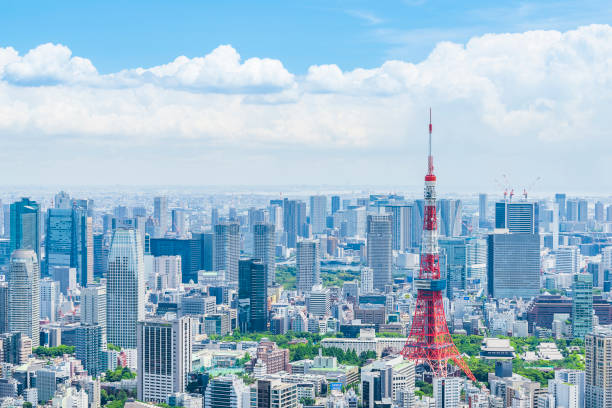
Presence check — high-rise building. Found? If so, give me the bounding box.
[153,196,169,236]
[76,324,103,377]
[0,282,8,334]
[367,215,392,290]
[555,194,567,220]
[572,274,593,339]
[253,223,275,287]
[81,284,107,348]
[585,325,612,408]
[495,201,539,234]
[137,317,192,403]
[296,240,320,293]
[205,375,250,408]
[307,285,330,316]
[479,193,488,228]
[54,191,72,209]
[595,201,604,222]
[432,376,460,408]
[557,245,580,275]
[238,259,268,332]
[40,278,60,322]
[566,200,579,222]
[150,238,202,283]
[10,198,41,261]
[487,233,540,299]
[153,255,182,289]
[211,207,219,226]
[8,249,40,347]
[439,238,467,299]
[283,200,306,248]
[251,379,297,408]
[213,222,240,283]
[466,237,487,291]
[171,208,186,236]
[72,206,94,287]
[578,199,589,223]
[550,369,585,408]
[361,267,374,294]
[51,266,76,295]
[385,204,413,252]
[309,195,327,234]
[93,233,109,279]
[106,228,145,349]
[45,208,73,273]
[438,199,462,237]
[331,196,341,215]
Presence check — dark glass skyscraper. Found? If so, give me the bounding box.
[495,201,539,234]
[238,259,268,332]
[10,198,41,261]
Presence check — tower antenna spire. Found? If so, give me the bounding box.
[428,108,433,175]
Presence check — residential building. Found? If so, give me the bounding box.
[585,325,612,408]
[214,222,240,283]
[8,249,40,347]
[297,240,320,293]
[253,223,276,287]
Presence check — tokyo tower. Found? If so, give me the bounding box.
[400,110,476,382]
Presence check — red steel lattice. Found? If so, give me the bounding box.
[400,110,476,382]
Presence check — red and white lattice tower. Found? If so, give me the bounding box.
[400,110,476,382]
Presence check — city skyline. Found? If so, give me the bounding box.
[1,3,612,190]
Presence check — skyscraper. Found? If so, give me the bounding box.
[76,324,103,377]
[578,199,589,223]
[557,245,580,275]
[367,215,392,290]
[238,259,268,332]
[0,282,8,334]
[566,200,578,222]
[153,196,169,236]
[439,238,467,299]
[72,205,94,287]
[479,193,488,228]
[585,325,612,408]
[487,232,540,299]
[45,209,73,273]
[495,201,539,233]
[253,223,275,287]
[572,274,593,339]
[81,284,107,348]
[40,278,59,322]
[213,222,240,283]
[385,204,413,251]
[595,201,604,222]
[106,228,145,349]
[10,198,41,261]
[8,249,40,347]
[438,199,462,237]
[331,196,341,214]
[137,317,192,403]
[283,200,307,248]
[296,240,320,293]
[309,195,327,234]
[555,193,567,220]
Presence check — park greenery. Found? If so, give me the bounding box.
[33,345,75,358]
[100,387,136,407]
[451,334,585,386]
[103,366,137,382]
[276,266,360,289]
[415,380,433,397]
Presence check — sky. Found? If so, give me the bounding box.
[1,0,612,193]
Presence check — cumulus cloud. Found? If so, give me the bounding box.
[0,25,612,188]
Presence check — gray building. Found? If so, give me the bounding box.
[296,240,320,294]
[76,324,103,377]
[487,233,540,299]
[8,249,40,347]
[367,215,392,290]
[213,222,240,283]
[310,195,327,234]
[253,223,276,287]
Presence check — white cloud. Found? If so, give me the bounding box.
[0,25,612,189]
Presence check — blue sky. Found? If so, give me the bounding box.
[3,0,611,74]
[1,1,612,192]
